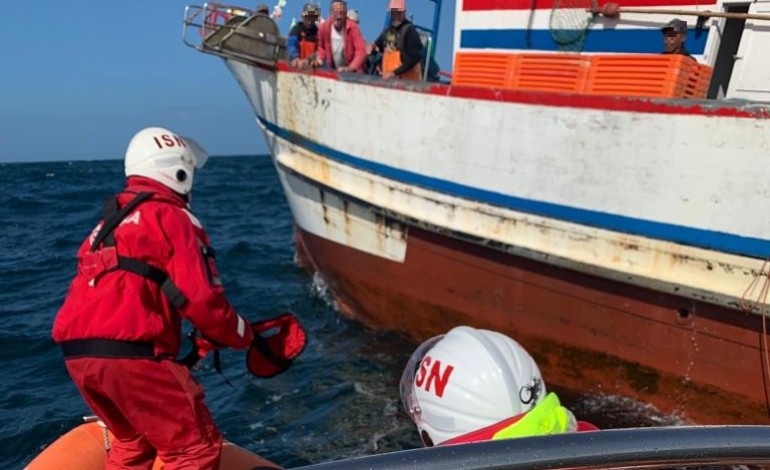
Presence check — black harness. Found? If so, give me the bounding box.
[89,192,188,308]
[61,192,188,360]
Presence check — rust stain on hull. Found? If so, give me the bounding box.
[293,222,770,425]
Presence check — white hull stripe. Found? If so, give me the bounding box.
[257,116,770,259]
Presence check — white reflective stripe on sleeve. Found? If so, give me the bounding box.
[237,316,246,338]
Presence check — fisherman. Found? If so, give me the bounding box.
[314,0,366,72]
[373,0,424,81]
[400,326,598,446]
[662,18,693,58]
[288,3,321,68]
[52,127,253,469]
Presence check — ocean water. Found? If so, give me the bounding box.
[0,155,680,469]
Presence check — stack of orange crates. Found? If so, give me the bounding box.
[510,53,590,93]
[452,52,516,89]
[585,54,703,98]
[452,52,712,99]
[684,63,713,99]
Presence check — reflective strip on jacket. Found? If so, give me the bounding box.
[442,393,599,446]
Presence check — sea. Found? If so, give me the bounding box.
[0,155,682,469]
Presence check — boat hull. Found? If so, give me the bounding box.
[289,179,768,425]
[224,59,770,423]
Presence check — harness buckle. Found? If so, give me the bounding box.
[80,247,118,284]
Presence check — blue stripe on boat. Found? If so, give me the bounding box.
[460,28,708,54]
[258,117,770,259]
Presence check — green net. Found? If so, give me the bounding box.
[549,0,597,52]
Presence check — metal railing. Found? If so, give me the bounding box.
[182,3,285,67]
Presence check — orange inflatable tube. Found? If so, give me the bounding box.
[25,421,283,470]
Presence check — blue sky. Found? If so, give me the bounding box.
[0,0,455,163]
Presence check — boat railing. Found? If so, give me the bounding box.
[183,3,286,68]
[292,426,770,470]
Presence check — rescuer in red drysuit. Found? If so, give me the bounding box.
[52,127,253,469]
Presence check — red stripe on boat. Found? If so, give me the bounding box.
[275,65,770,119]
[461,0,714,10]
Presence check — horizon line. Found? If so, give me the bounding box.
[0,154,271,165]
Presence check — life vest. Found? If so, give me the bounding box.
[292,25,318,60]
[299,31,317,60]
[79,192,188,309]
[442,393,596,446]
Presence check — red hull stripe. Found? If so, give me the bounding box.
[462,0,715,9]
[276,65,770,119]
[259,114,770,259]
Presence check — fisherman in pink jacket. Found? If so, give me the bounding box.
[314,0,366,72]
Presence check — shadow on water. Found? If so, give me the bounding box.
[1,156,682,469]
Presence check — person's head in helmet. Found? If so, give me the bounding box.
[400,326,586,447]
[124,127,208,197]
[301,3,320,27]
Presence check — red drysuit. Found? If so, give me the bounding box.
[53,176,253,469]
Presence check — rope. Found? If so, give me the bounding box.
[740,258,770,416]
[95,418,111,451]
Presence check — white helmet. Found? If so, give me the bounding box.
[124,127,209,195]
[399,326,546,446]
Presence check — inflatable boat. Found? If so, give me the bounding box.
[24,420,280,470]
[25,420,770,470]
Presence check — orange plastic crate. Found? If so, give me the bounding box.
[586,54,700,98]
[452,51,713,100]
[452,52,516,89]
[684,63,712,99]
[510,53,590,93]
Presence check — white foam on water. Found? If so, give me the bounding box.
[309,272,339,311]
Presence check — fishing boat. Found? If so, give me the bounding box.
[182,0,770,424]
[23,419,770,470]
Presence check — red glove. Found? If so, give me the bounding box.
[192,333,219,359]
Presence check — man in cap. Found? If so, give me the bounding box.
[288,3,321,68]
[374,0,424,81]
[314,0,366,72]
[661,18,692,57]
[347,8,359,23]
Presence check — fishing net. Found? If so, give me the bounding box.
[549,0,598,52]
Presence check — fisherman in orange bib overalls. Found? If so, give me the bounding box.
[374,0,424,81]
[288,3,321,68]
